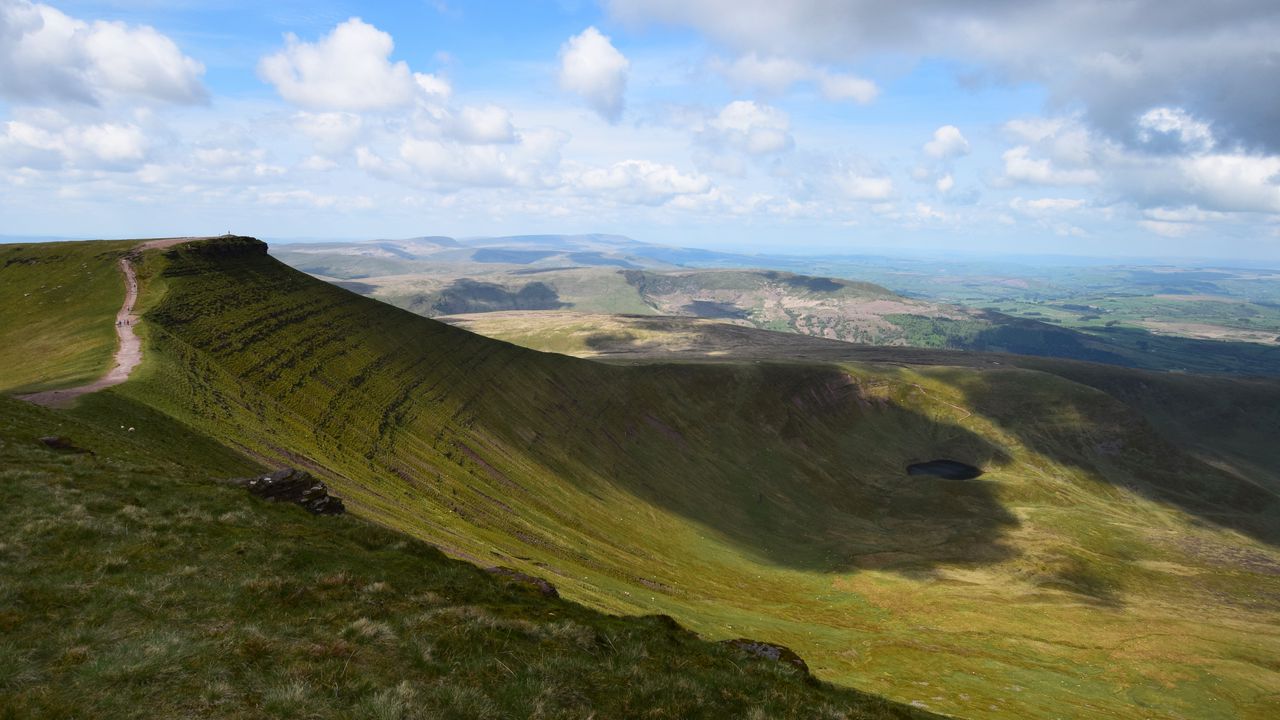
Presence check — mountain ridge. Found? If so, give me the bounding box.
[2,236,1278,719]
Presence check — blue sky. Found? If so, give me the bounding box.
[2,0,1278,259]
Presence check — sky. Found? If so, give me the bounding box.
[1,0,1279,259]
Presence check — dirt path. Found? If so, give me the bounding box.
[18,236,217,408]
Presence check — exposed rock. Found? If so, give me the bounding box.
[722,638,811,676]
[38,436,89,453]
[484,566,559,598]
[236,468,345,515]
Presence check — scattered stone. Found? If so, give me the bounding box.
[721,638,811,676]
[235,468,345,515]
[484,566,559,598]
[38,436,89,453]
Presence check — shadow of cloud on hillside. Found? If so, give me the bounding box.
[411,279,570,315]
[936,367,1280,548]
[525,363,1023,576]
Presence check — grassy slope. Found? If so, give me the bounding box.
[0,396,933,720]
[5,238,1280,719]
[0,241,135,393]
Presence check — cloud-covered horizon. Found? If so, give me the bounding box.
[1,0,1278,259]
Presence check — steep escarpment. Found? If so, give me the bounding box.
[5,237,1278,719]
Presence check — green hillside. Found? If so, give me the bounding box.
[0,240,135,393]
[0,395,931,719]
[3,237,1279,719]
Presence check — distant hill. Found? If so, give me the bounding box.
[270,238,1280,375]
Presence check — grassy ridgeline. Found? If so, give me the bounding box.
[4,237,1279,719]
[0,240,136,393]
[0,396,935,719]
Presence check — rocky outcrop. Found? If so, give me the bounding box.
[236,468,345,515]
[484,566,559,598]
[721,638,811,676]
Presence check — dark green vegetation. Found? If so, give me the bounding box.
[0,396,930,719]
[4,237,1280,719]
[271,238,1280,375]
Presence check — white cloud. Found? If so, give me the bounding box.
[833,169,894,201]
[1009,113,1280,215]
[1174,153,1280,213]
[399,139,519,187]
[258,189,373,210]
[1143,207,1226,223]
[1002,146,1099,186]
[299,155,338,172]
[365,125,567,191]
[558,27,629,122]
[713,53,876,103]
[704,100,792,155]
[0,117,147,170]
[1010,197,1085,213]
[923,125,970,159]
[915,202,945,220]
[717,54,810,95]
[1137,107,1214,152]
[259,18,449,111]
[294,112,364,155]
[608,0,1280,153]
[817,71,877,103]
[448,105,516,145]
[0,0,206,105]
[935,174,954,193]
[573,159,711,205]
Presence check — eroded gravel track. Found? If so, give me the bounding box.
[18,237,214,407]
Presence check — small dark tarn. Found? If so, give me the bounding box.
[907,460,983,480]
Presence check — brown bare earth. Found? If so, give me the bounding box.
[17,236,214,407]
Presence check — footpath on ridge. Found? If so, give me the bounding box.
[18,237,216,408]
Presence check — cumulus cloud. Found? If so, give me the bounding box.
[0,0,205,105]
[608,0,1280,152]
[0,116,148,170]
[1136,107,1215,153]
[259,18,449,111]
[1167,154,1280,213]
[714,53,877,103]
[923,125,970,159]
[1000,116,1100,186]
[716,54,810,95]
[558,27,629,122]
[1014,113,1280,215]
[702,100,792,155]
[817,72,877,103]
[1002,146,1099,186]
[573,159,711,205]
[448,105,516,145]
[831,166,894,201]
[356,125,567,192]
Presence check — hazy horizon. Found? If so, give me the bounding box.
[2,1,1279,260]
